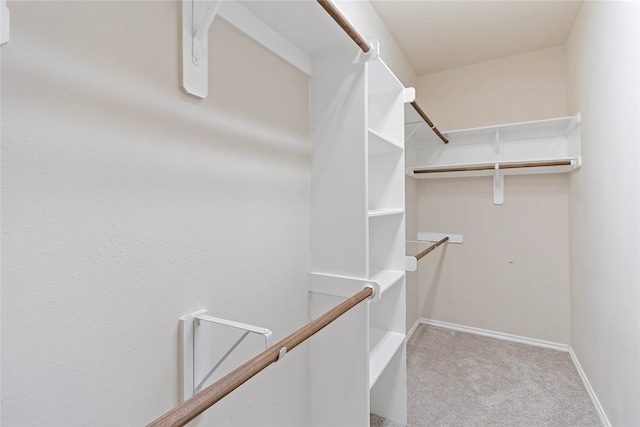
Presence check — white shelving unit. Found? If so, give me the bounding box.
[369,327,404,387]
[169,1,411,425]
[405,111,581,204]
[309,46,408,426]
[369,208,405,217]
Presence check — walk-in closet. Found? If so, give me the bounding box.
[1,1,638,426]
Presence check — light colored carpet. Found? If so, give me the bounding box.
[371,324,602,426]
[371,413,405,427]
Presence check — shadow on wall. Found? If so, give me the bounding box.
[419,245,447,318]
[7,25,308,165]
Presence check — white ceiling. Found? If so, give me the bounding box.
[370,0,584,75]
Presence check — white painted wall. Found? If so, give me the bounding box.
[416,46,568,131]
[416,175,570,343]
[1,2,310,426]
[413,46,571,343]
[565,2,640,425]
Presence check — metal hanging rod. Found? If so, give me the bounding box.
[415,236,449,261]
[147,286,375,427]
[413,159,573,175]
[316,0,447,145]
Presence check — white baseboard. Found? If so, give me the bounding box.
[569,348,612,427]
[417,318,569,351]
[406,319,421,341]
[414,318,610,426]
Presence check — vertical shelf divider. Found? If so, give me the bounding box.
[309,46,407,425]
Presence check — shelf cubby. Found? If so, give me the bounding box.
[368,213,405,276]
[368,60,404,147]
[369,129,403,154]
[368,150,404,212]
[369,327,405,388]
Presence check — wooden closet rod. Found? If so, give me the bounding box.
[413,160,572,175]
[147,286,375,427]
[415,236,449,261]
[410,101,449,144]
[316,0,371,53]
[316,0,447,145]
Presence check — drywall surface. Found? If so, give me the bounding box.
[417,175,570,344]
[336,0,417,88]
[413,46,570,344]
[566,1,640,425]
[2,2,310,426]
[416,46,568,131]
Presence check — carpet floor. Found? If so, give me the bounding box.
[371,324,602,426]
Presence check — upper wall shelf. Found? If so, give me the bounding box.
[405,113,582,204]
[181,0,357,97]
[412,158,578,177]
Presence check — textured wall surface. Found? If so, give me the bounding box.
[416,175,570,344]
[412,46,571,344]
[2,2,310,425]
[566,2,640,425]
[415,46,567,131]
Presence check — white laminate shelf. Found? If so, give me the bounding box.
[405,114,581,205]
[369,327,405,389]
[368,269,404,295]
[409,157,579,179]
[368,129,402,154]
[368,208,404,218]
[406,114,581,179]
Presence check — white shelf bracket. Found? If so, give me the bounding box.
[1,0,9,45]
[493,164,504,205]
[182,0,222,98]
[366,39,380,61]
[179,309,273,400]
[403,87,416,103]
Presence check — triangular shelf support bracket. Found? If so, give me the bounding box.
[179,309,273,401]
[182,0,222,98]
